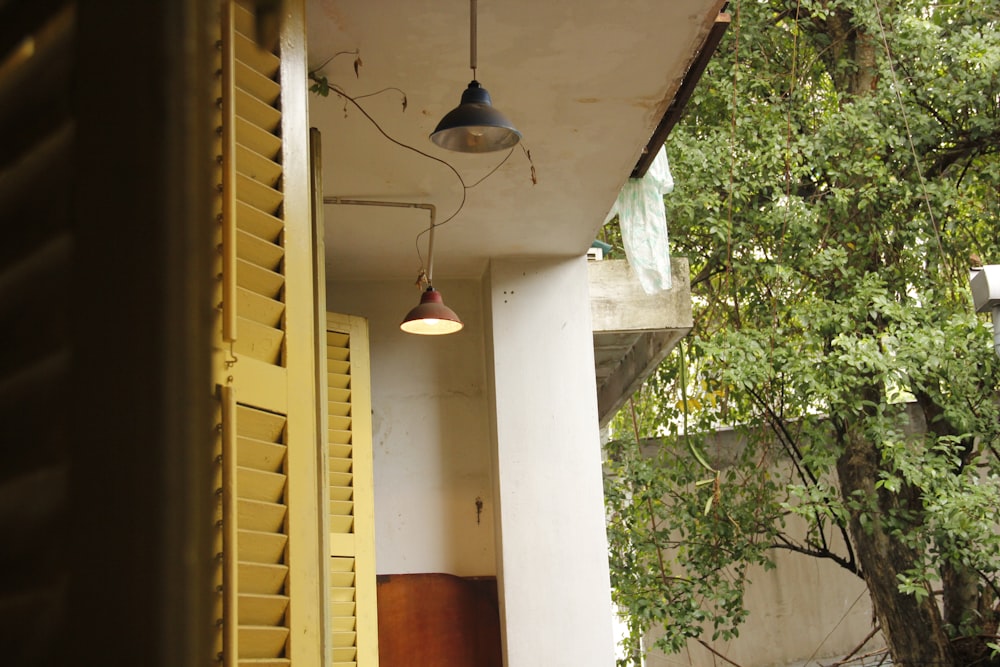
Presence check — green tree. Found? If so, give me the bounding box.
[605,1,1000,665]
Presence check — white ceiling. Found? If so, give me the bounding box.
[306,0,721,282]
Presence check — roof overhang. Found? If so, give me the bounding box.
[307,0,728,282]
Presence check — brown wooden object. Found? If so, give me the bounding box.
[377,573,503,667]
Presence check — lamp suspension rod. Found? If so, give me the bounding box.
[470,0,477,73]
[322,197,438,282]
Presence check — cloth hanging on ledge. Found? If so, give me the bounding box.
[603,145,674,294]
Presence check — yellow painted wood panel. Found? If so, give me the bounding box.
[326,312,379,666]
[332,631,358,648]
[232,0,256,36]
[329,457,352,473]
[331,601,355,618]
[228,356,288,414]
[332,616,356,631]
[329,533,355,558]
[239,562,288,596]
[330,572,355,588]
[236,59,281,105]
[236,87,281,133]
[236,116,281,160]
[237,467,285,503]
[329,471,353,488]
[329,429,352,446]
[238,498,287,533]
[327,345,349,362]
[327,331,349,347]
[329,486,352,502]
[328,400,351,417]
[236,258,284,299]
[329,442,352,459]
[238,529,287,565]
[234,30,280,78]
[238,437,286,473]
[332,648,358,664]
[328,373,350,390]
[237,172,283,216]
[240,593,290,626]
[329,587,356,603]
[234,317,284,365]
[328,359,350,375]
[276,3,324,666]
[237,200,283,242]
[237,142,282,187]
[239,625,289,659]
[330,500,353,516]
[237,287,284,329]
[329,415,351,431]
[237,227,284,271]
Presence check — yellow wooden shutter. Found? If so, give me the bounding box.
[0,3,74,661]
[214,1,321,666]
[326,313,380,667]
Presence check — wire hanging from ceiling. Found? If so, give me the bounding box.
[308,54,536,271]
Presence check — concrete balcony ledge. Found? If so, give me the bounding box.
[589,258,693,426]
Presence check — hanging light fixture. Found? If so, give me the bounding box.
[400,286,464,335]
[400,208,464,335]
[430,0,521,153]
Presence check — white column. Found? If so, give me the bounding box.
[484,256,616,666]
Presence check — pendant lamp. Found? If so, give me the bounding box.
[400,208,464,335]
[400,287,464,335]
[430,0,521,153]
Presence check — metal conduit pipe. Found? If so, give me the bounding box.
[323,197,438,281]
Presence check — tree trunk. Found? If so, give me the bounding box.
[836,419,956,667]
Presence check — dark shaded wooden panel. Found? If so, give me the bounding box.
[377,573,502,667]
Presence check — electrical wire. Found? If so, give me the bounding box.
[323,83,528,274]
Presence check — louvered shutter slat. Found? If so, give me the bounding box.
[239,625,289,659]
[234,31,280,78]
[238,529,287,564]
[329,443,352,458]
[329,430,352,446]
[237,173,283,215]
[328,400,351,417]
[237,201,283,243]
[237,143,283,189]
[329,486,352,502]
[329,414,352,431]
[237,467,286,503]
[238,498,287,533]
[236,88,281,133]
[236,258,284,298]
[237,405,285,442]
[330,500,353,517]
[238,438,286,473]
[332,648,358,664]
[237,287,285,329]
[236,117,282,161]
[236,60,281,105]
[237,228,283,271]
[239,562,289,596]
[234,318,284,365]
[239,593,290,626]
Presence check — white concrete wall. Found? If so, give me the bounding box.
[327,278,497,576]
[484,257,617,667]
[645,510,880,667]
[647,548,877,667]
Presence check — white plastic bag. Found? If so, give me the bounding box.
[603,146,674,293]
